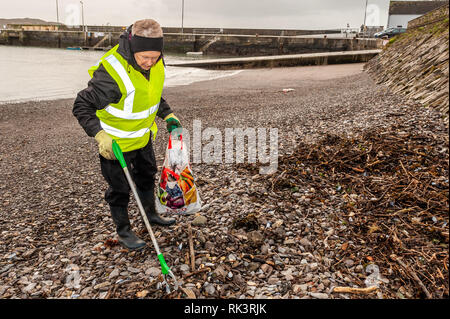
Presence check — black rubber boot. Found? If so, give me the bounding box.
[137,187,176,226]
[109,205,146,250]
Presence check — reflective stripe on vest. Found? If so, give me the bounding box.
[100,121,150,139]
[104,102,159,120]
[103,55,135,114]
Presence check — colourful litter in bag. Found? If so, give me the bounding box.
[156,134,202,215]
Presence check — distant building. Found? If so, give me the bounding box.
[6,24,61,31]
[387,0,449,28]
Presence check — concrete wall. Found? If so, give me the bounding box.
[168,51,382,70]
[163,34,381,56]
[0,30,382,56]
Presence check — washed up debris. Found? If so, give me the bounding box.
[237,120,448,299]
[282,88,295,93]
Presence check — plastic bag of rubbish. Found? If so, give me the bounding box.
[155,133,202,215]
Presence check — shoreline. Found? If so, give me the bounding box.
[0,62,362,106]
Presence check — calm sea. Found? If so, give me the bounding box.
[0,46,240,103]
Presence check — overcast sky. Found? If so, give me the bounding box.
[1,0,394,29]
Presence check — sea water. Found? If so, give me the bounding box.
[0,45,240,103]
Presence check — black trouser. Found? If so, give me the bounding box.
[100,139,157,207]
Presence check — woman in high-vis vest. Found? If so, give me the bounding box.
[73,19,181,250]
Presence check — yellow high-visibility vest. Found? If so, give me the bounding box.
[88,45,165,152]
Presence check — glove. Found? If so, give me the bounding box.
[164,113,182,133]
[95,130,116,160]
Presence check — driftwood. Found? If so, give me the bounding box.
[184,267,211,278]
[180,287,196,299]
[332,286,379,294]
[249,127,449,299]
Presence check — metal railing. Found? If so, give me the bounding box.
[340,28,360,36]
[192,28,223,35]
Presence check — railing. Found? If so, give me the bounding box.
[192,28,223,35]
[340,28,360,35]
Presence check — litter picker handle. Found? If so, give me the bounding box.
[111,139,178,292]
[112,140,127,169]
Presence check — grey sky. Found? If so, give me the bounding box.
[1,0,392,29]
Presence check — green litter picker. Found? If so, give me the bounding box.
[112,140,179,293]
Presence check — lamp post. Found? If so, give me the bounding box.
[56,0,59,24]
[363,0,368,34]
[181,0,184,34]
[80,1,86,44]
[80,1,85,31]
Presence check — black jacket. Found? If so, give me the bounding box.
[72,26,173,137]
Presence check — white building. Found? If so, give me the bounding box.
[387,0,448,28]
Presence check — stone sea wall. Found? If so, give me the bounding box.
[365,5,449,116]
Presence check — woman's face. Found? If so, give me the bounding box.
[134,51,161,71]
